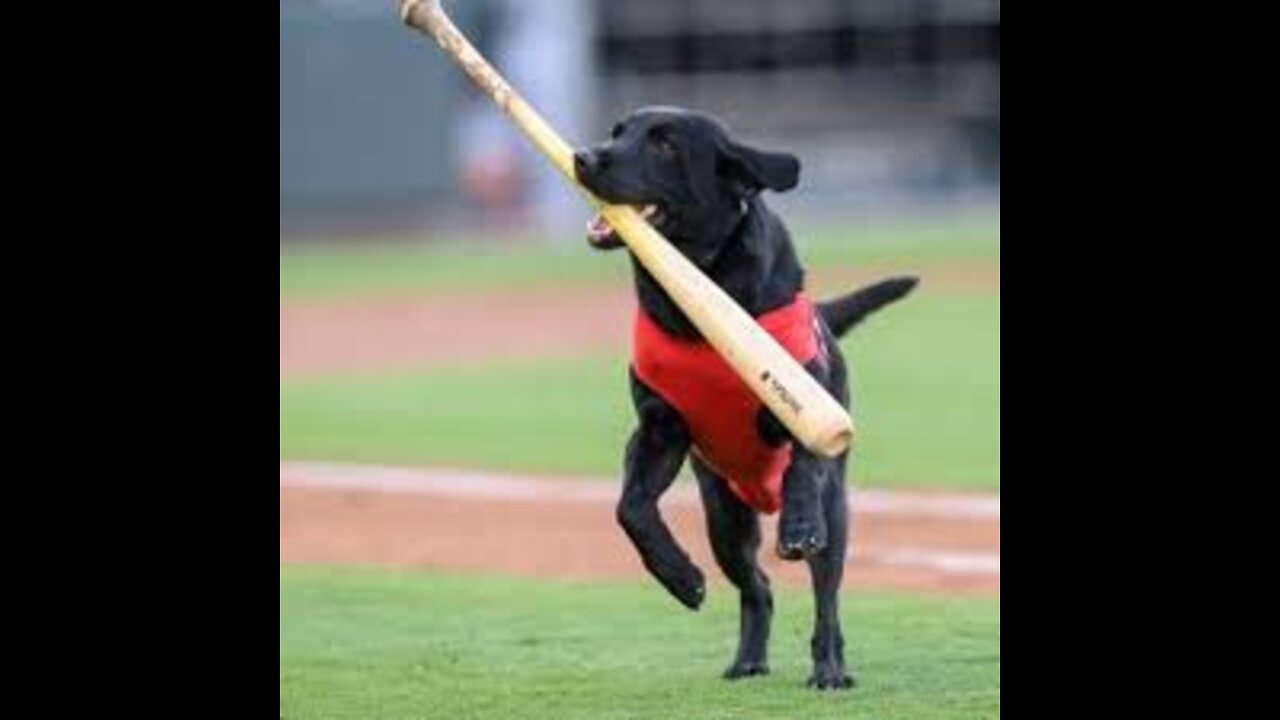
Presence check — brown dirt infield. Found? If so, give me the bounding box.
[280,464,999,595]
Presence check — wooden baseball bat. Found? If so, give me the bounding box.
[399,0,853,458]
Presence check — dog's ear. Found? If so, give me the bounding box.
[681,138,725,207]
[719,140,801,195]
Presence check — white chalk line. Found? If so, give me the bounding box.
[280,461,1000,577]
[865,549,1001,575]
[279,461,1000,518]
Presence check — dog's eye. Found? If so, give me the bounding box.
[649,130,676,157]
[611,123,625,139]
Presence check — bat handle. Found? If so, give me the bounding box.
[400,0,584,194]
[401,1,513,110]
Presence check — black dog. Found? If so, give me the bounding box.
[573,107,917,690]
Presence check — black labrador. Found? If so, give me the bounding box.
[573,106,917,690]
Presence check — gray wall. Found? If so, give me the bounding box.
[280,0,999,239]
[279,1,486,235]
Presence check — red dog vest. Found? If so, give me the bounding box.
[632,295,821,514]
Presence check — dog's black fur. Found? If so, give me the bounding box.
[574,107,918,690]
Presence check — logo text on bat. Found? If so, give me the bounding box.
[760,370,803,415]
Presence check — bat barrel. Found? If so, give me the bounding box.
[816,425,853,459]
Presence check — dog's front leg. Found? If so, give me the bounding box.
[616,375,704,610]
[776,445,830,560]
[763,356,841,561]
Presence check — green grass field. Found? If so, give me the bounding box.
[279,292,999,491]
[280,218,1000,298]
[280,567,1000,719]
[280,221,1001,717]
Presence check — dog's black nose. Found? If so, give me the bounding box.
[573,151,594,179]
[574,149,611,179]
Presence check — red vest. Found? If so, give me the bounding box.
[631,295,821,514]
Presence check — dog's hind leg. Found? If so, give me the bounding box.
[805,458,855,690]
[692,456,773,679]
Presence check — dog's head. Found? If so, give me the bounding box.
[574,107,800,268]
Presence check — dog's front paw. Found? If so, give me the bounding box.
[656,561,706,611]
[807,663,855,691]
[777,473,828,560]
[777,511,828,561]
[724,660,770,680]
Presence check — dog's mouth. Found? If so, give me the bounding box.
[586,204,667,247]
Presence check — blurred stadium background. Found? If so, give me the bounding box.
[280,0,998,241]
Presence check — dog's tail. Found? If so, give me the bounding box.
[818,276,920,339]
